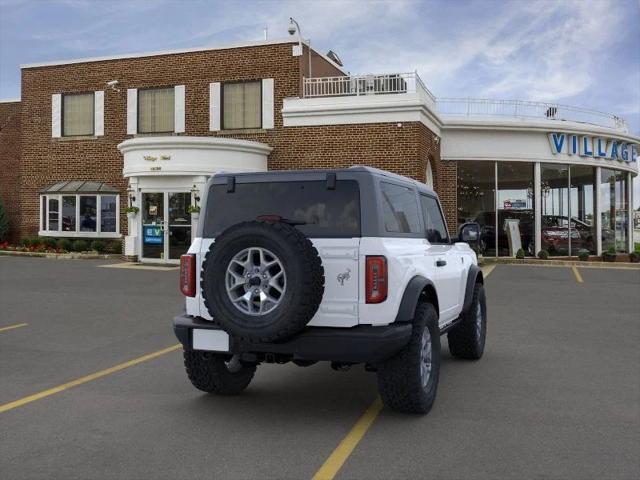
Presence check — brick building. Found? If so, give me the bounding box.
[0,38,637,261]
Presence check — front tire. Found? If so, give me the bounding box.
[376,302,441,414]
[448,283,487,360]
[183,350,256,395]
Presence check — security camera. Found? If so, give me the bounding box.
[288,18,297,35]
[106,80,120,93]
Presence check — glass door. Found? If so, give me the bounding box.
[141,191,192,262]
[141,193,165,260]
[168,192,192,261]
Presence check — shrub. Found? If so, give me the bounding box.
[537,249,549,260]
[107,240,122,254]
[577,249,589,261]
[72,239,88,252]
[41,237,57,249]
[57,238,72,252]
[515,248,525,259]
[603,245,617,262]
[91,240,106,253]
[0,195,9,242]
[630,252,640,263]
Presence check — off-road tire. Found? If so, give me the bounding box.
[201,221,324,343]
[183,350,256,395]
[376,302,441,414]
[448,282,486,360]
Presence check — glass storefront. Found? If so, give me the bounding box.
[497,163,534,256]
[457,161,631,257]
[601,169,629,253]
[569,166,597,255]
[540,164,597,255]
[541,164,569,255]
[457,161,496,256]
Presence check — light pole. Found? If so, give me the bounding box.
[288,17,312,79]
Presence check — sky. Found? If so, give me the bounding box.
[1,0,639,205]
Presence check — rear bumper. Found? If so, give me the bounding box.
[173,314,412,364]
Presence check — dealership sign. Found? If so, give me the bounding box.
[548,133,638,163]
[143,226,163,245]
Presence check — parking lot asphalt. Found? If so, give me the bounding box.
[1,257,639,480]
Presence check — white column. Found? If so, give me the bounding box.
[124,177,140,258]
[628,172,633,253]
[534,162,542,255]
[595,167,602,256]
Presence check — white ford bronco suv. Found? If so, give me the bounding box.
[174,167,486,414]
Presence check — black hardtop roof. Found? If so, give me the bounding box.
[210,166,437,196]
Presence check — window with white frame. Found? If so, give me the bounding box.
[39,181,120,237]
[138,87,175,133]
[63,92,95,136]
[222,81,261,129]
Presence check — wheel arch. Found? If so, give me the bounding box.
[462,264,483,314]
[394,276,440,323]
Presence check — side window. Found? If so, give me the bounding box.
[420,195,449,243]
[138,87,175,133]
[380,182,421,234]
[62,92,94,136]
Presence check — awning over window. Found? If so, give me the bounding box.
[41,181,120,194]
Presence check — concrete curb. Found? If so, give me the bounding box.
[0,250,120,260]
[481,257,640,269]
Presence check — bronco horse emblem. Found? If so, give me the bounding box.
[337,268,351,286]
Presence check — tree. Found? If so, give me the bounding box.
[0,194,9,242]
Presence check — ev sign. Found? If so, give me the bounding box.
[548,132,638,163]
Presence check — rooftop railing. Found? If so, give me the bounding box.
[303,72,436,102]
[301,73,628,132]
[436,98,628,132]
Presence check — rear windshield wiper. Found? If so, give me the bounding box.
[256,215,309,226]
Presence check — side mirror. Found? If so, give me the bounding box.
[459,222,480,243]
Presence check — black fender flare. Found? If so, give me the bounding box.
[394,276,439,323]
[461,264,483,314]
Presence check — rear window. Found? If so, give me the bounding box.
[204,180,361,238]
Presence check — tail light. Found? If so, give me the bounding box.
[179,254,196,297]
[366,256,387,304]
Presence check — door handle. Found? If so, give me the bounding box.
[436,259,447,267]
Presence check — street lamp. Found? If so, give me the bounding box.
[288,17,311,78]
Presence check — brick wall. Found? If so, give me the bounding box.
[418,123,456,233]
[18,42,304,239]
[17,41,449,241]
[0,101,21,241]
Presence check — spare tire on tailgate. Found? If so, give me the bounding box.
[201,221,325,342]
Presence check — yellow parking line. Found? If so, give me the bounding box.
[482,264,496,278]
[312,397,383,480]
[0,344,181,414]
[571,266,584,283]
[0,323,28,333]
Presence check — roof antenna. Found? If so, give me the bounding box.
[263,25,268,41]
